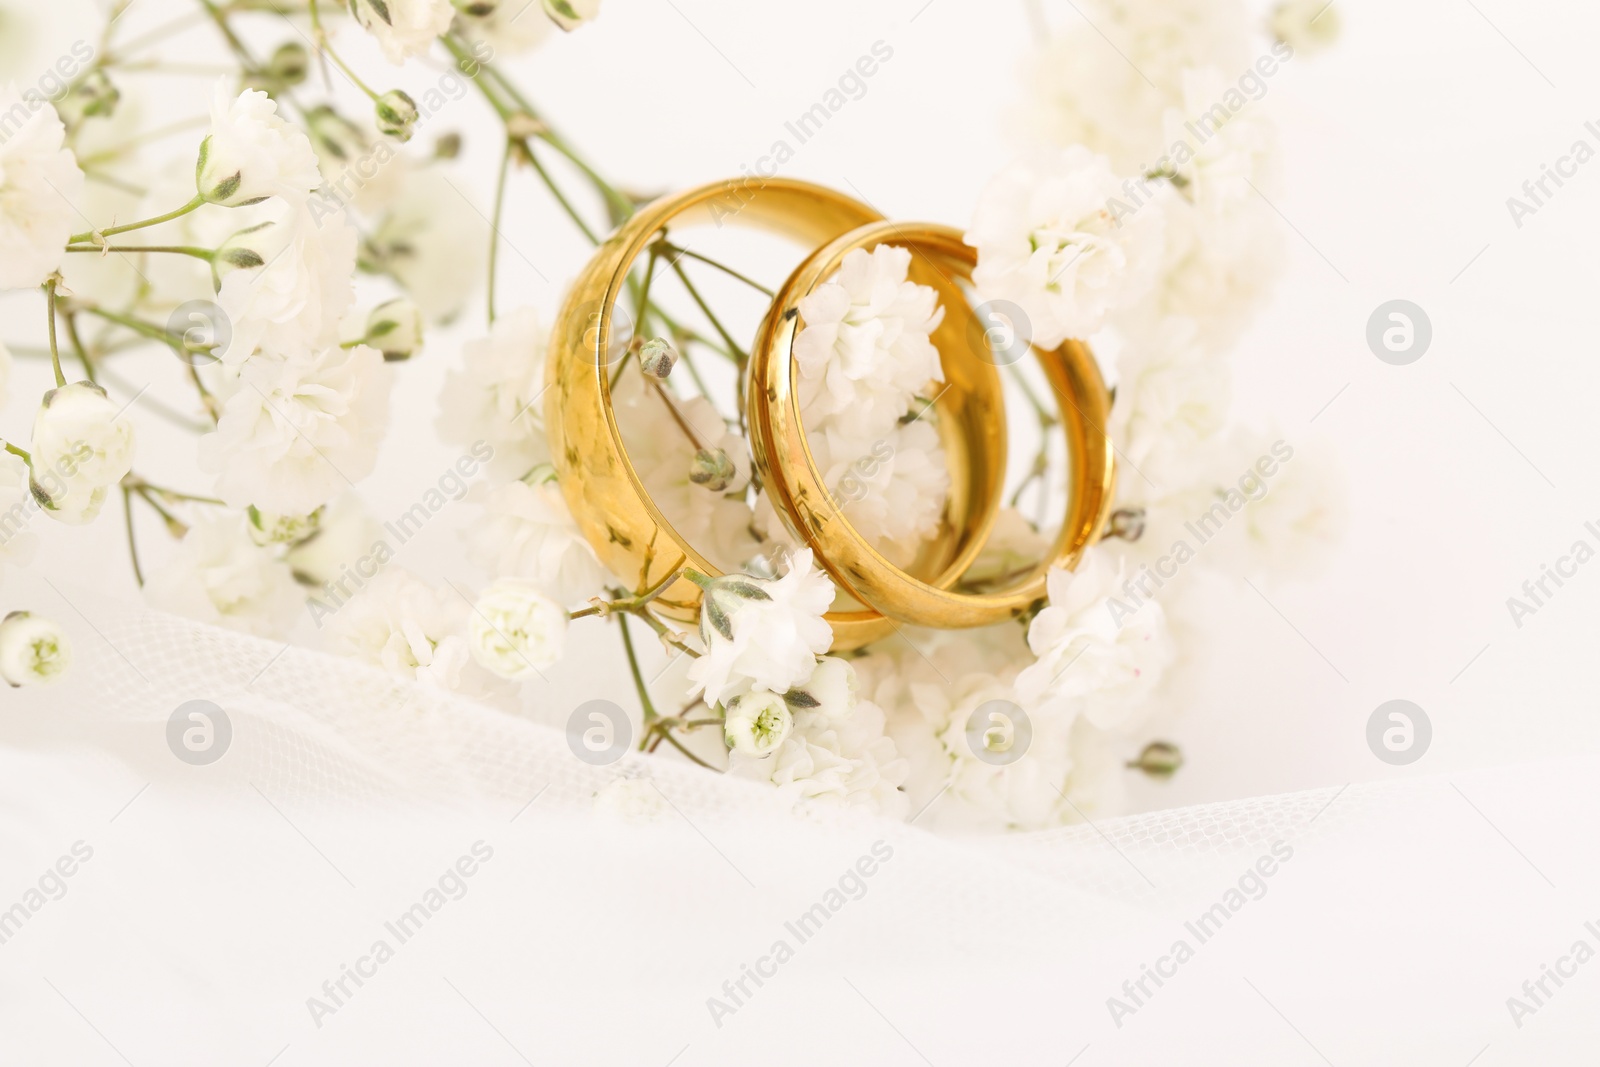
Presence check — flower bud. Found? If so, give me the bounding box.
[688,448,736,492]
[266,42,310,88]
[542,0,599,30]
[1127,740,1184,780]
[786,656,857,719]
[723,690,792,756]
[1107,507,1146,542]
[214,221,273,284]
[196,86,320,206]
[30,381,135,525]
[0,611,71,687]
[306,104,366,164]
[61,69,119,126]
[638,337,677,380]
[433,132,462,160]
[375,89,420,142]
[690,569,772,644]
[468,579,568,679]
[365,298,425,361]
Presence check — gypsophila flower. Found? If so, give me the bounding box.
[1109,316,1232,487]
[349,0,456,65]
[466,474,609,608]
[30,381,136,526]
[729,697,909,816]
[1161,68,1278,217]
[792,655,858,719]
[144,514,304,638]
[810,417,950,568]
[0,86,83,290]
[0,611,70,687]
[1015,549,1174,731]
[793,244,945,443]
[723,690,794,757]
[688,549,834,709]
[592,775,666,821]
[968,146,1164,347]
[215,195,360,365]
[197,81,322,207]
[467,578,567,679]
[204,343,390,516]
[324,569,469,688]
[439,306,550,475]
[1207,432,1346,581]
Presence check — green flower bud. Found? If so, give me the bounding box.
[1127,740,1184,780]
[365,298,425,361]
[688,448,736,492]
[638,337,677,380]
[375,89,419,142]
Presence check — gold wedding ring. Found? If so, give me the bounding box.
[748,220,1117,627]
[545,179,1007,650]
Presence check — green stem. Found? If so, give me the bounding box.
[44,279,66,387]
[122,486,145,587]
[658,241,774,297]
[65,244,216,261]
[77,305,187,353]
[670,257,748,363]
[3,443,30,462]
[522,138,599,245]
[68,194,205,245]
[618,614,660,725]
[487,138,513,324]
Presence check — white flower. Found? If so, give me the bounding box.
[1271,0,1341,54]
[196,81,321,206]
[1015,0,1250,172]
[204,343,390,516]
[1015,549,1174,730]
[722,690,794,757]
[791,655,857,719]
[811,417,950,568]
[325,569,469,688]
[793,244,944,442]
[688,549,834,708]
[1161,68,1278,218]
[215,195,360,364]
[730,697,909,817]
[0,86,83,290]
[370,167,485,321]
[0,450,37,572]
[30,381,136,525]
[961,506,1048,590]
[143,514,304,638]
[466,475,609,607]
[467,578,567,679]
[439,306,550,476]
[456,0,602,53]
[0,611,70,687]
[1121,186,1283,356]
[350,0,456,64]
[968,147,1165,347]
[1110,316,1232,487]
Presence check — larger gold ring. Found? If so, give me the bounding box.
[749,220,1118,627]
[545,180,1007,650]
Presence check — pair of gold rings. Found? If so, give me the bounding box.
[544,178,1115,651]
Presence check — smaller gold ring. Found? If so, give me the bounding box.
[750,220,1118,628]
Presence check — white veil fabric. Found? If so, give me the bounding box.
[1,591,1596,1065]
